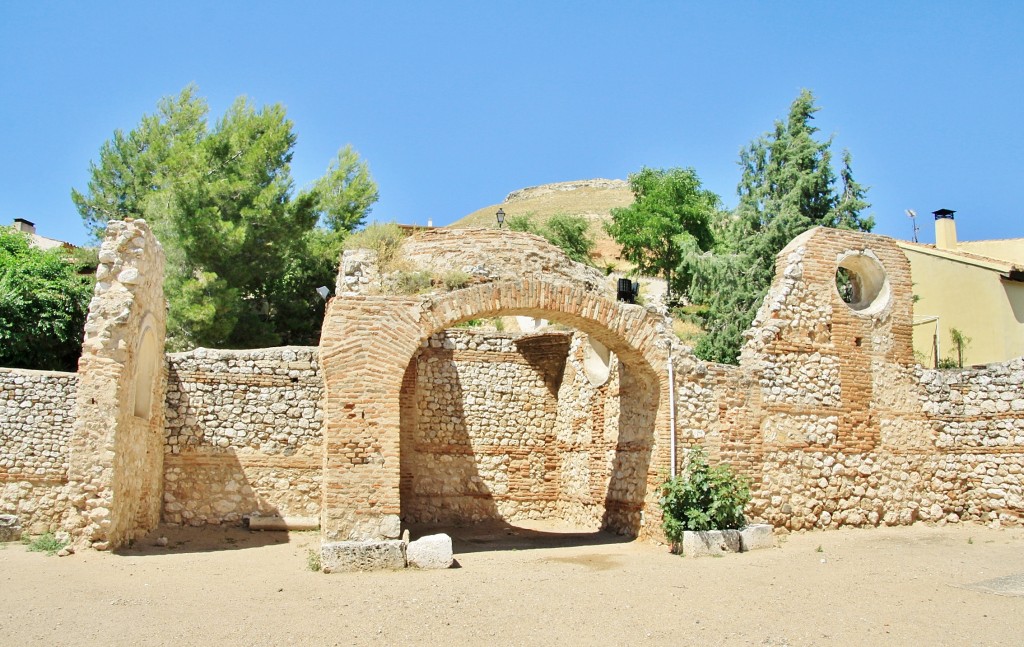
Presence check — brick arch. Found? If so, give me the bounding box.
[318,279,673,542]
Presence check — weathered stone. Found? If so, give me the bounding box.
[407,533,454,569]
[320,540,406,573]
[3,222,1024,554]
[680,530,741,557]
[739,524,774,552]
[247,515,319,532]
[0,514,22,542]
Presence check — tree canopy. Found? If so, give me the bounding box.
[72,85,378,350]
[685,89,873,363]
[507,213,595,264]
[604,167,720,299]
[0,229,95,371]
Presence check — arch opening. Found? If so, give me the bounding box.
[398,304,660,542]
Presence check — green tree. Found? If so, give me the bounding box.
[544,213,595,264]
[685,90,873,363]
[0,229,95,371]
[605,167,720,299]
[507,213,595,264]
[72,86,377,350]
[71,85,206,239]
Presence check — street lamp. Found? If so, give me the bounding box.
[496,208,506,229]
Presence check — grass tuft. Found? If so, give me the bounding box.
[307,548,321,572]
[24,532,67,556]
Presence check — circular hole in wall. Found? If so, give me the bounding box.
[835,251,890,315]
[582,335,613,387]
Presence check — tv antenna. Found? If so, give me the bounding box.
[905,209,919,243]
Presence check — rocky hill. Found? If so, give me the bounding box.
[449,179,634,267]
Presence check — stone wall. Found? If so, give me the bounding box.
[319,270,671,542]
[664,227,1024,535]
[162,347,323,525]
[0,368,77,532]
[400,330,569,524]
[400,327,659,533]
[64,219,167,550]
[4,223,1021,556]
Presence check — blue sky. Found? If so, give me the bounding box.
[2,2,1021,248]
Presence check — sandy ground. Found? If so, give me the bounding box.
[1,521,1023,646]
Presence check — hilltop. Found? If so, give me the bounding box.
[449,179,634,266]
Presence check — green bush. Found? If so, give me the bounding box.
[392,270,433,295]
[442,270,472,291]
[306,548,321,572]
[505,212,594,264]
[659,447,751,546]
[343,222,405,271]
[24,532,67,556]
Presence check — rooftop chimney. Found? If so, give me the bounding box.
[933,209,957,251]
[12,218,36,235]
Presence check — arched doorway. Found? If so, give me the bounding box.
[318,279,672,543]
[398,324,660,539]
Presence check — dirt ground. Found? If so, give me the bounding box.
[1,521,1022,647]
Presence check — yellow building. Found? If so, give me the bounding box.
[7,218,73,251]
[897,210,1024,367]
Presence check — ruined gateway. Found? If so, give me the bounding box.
[1,221,1022,567]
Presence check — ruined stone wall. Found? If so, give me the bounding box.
[0,368,76,480]
[64,219,167,550]
[320,273,670,542]
[162,347,323,525]
[665,227,1024,534]
[0,368,77,532]
[400,330,570,524]
[399,329,659,533]
[551,334,620,528]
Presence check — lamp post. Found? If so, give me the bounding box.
[496,208,506,229]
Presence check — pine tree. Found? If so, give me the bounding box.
[72,86,377,349]
[685,90,872,364]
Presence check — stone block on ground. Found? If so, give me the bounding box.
[0,514,21,542]
[247,515,319,532]
[739,524,774,552]
[680,529,741,557]
[320,540,406,573]
[407,533,454,569]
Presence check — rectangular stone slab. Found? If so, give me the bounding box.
[320,540,407,573]
[680,529,741,557]
[739,524,774,551]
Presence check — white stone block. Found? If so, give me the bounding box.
[407,533,454,569]
[680,529,741,557]
[321,540,407,573]
[739,524,774,551]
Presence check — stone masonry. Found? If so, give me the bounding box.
[664,227,1024,535]
[63,219,167,550]
[320,248,674,542]
[0,368,77,532]
[400,329,654,530]
[1,224,1022,562]
[162,346,323,525]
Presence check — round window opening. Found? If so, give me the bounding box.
[835,251,890,315]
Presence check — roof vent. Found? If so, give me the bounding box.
[932,209,957,250]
